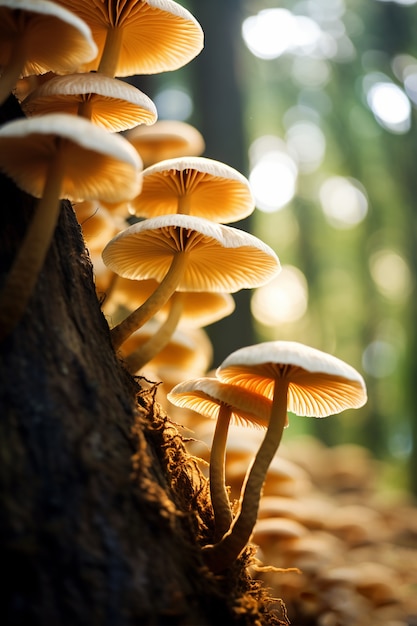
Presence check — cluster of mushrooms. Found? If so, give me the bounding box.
[180,419,417,624]
[0,0,380,597]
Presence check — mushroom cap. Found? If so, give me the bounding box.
[56,0,204,77]
[21,73,157,132]
[216,341,367,417]
[101,214,281,293]
[125,119,205,166]
[106,277,236,328]
[73,201,121,249]
[13,71,56,103]
[0,113,143,203]
[167,376,273,428]
[129,156,255,223]
[253,516,309,544]
[0,0,98,76]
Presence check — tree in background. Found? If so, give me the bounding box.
[182,0,417,494]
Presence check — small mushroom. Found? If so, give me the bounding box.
[72,200,122,250]
[0,0,98,104]
[106,280,235,372]
[0,113,142,341]
[130,156,255,223]
[202,341,367,572]
[21,72,157,132]
[104,276,235,329]
[125,119,205,167]
[121,321,213,378]
[102,214,281,350]
[167,376,273,540]
[56,0,204,78]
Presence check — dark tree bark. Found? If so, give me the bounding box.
[0,95,286,626]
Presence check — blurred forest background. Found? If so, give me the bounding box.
[131,0,417,496]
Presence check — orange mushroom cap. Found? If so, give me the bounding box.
[0,112,143,203]
[22,72,157,132]
[55,0,204,77]
[102,214,281,293]
[216,341,367,418]
[125,119,205,166]
[129,156,255,223]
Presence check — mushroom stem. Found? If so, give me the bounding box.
[110,252,189,350]
[210,404,233,541]
[0,40,28,105]
[202,378,289,573]
[0,141,66,341]
[77,97,94,119]
[124,291,185,373]
[98,27,123,77]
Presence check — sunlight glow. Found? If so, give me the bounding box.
[375,0,417,5]
[242,9,322,60]
[249,153,298,213]
[154,87,193,121]
[286,121,326,173]
[319,176,368,228]
[291,57,332,88]
[362,340,398,378]
[403,70,417,105]
[249,135,298,212]
[251,266,308,326]
[366,81,411,133]
[369,249,413,302]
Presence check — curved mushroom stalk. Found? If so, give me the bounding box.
[109,253,189,350]
[202,379,289,573]
[210,404,233,541]
[0,113,142,342]
[0,143,66,341]
[203,340,368,573]
[166,376,275,545]
[0,42,28,105]
[123,291,185,372]
[102,214,280,351]
[98,26,124,77]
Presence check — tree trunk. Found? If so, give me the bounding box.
[0,95,286,626]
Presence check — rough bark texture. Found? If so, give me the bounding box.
[0,95,287,626]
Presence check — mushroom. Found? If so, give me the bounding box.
[72,200,122,250]
[105,279,235,372]
[101,213,281,350]
[0,113,142,341]
[13,71,56,103]
[167,376,274,540]
[252,516,309,566]
[21,72,157,132]
[0,0,98,104]
[56,0,204,78]
[130,156,255,223]
[125,119,205,167]
[104,276,236,329]
[228,452,311,502]
[121,290,187,372]
[201,340,367,572]
[121,321,213,378]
